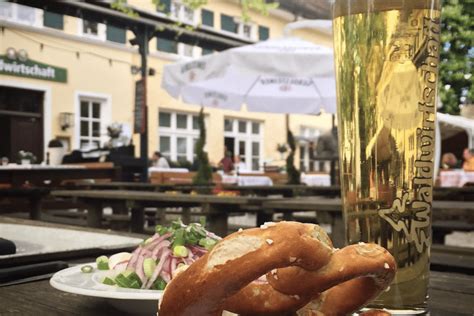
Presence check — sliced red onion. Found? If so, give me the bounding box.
[135,255,147,285]
[144,248,171,289]
[151,240,171,260]
[207,232,222,240]
[141,249,152,258]
[126,247,142,270]
[170,257,178,277]
[161,271,171,283]
[145,232,172,250]
[113,262,128,273]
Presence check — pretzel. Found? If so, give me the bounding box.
[159,222,396,316]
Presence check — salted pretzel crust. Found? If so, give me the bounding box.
[159,222,396,316]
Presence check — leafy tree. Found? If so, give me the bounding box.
[286,129,301,185]
[439,0,474,114]
[193,108,213,185]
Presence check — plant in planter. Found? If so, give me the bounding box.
[286,130,301,185]
[192,108,213,187]
[18,150,37,165]
[276,143,288,160]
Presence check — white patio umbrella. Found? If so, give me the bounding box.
[161,36,336,114]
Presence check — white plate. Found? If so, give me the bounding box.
[50,263,163,314]
[0,224,143,259]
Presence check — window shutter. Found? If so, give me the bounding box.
[159,0,172,13]
[258,25,269,41]
[43,11,63,30]
[221,14,236,33]
[157,37,178,53]
[106,25,126,44]
[201,9,214,27]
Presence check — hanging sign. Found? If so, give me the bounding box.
[134,79,146,134]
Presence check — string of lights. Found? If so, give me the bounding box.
[6,27,135,67]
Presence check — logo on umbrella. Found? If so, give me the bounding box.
[188,71,196,82]
[279,84,292,92]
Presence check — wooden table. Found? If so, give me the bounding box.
[0,218,473,315]
[51,190,278,236]
[0,166,121,187]
[0,270,471,315]
[65,181,214,193]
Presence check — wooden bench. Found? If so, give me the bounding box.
[0,188,50,220]
[50,190,279,236]
[150,172,222,185]
[431,244,474,274]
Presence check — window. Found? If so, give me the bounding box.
[159,111,201,163]
[160,136,171,160]
[224,118,262,171]
[157,37,178,54]
[80,19,106,40]
[170,1,196,24]
[202,48,214,55]
[178,43,199,58]
[157,0,172,13]
[201,9,214,27]
[83,20,98,36]
[258,25,269,41]
[0,3,41,27]
[220,14,256,40]
[221,14,237,33]
[252,142,260,170]
[106,25,126,44]
[299,144,307,172]
[79,99,103,149]
[43,11,63,30]
[299,126,322,172]
[237,21,256,40]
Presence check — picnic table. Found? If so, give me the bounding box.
[0,165,121,187]
[50,190,280,237]
[439,170,474,188]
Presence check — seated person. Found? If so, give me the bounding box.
[218,151,234,174]
[151,151,170,168]
[441,152,459,169]
[463,148,474,171]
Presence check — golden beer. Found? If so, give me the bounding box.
[333,0,441,313]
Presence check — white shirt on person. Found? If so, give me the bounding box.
[156,157,170,168]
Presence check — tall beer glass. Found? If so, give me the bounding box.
[333,0,441,313]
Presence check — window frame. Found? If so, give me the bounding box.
[78,98,103,150]
[0,3,42,27]
[79,18,106,41]
[170,0,198,25]
[223,118,263,171]
[74,92,111,151]
[158,111,201,163]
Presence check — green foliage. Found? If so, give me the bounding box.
[439,0,474,114]
[240,0,279,23]
[193,108,213,185]
[182,0,208,10]
[286,129,301,185]
[111,0,139,18]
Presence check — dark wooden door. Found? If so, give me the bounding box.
[0,86,44,163]
[10,116,43,163]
